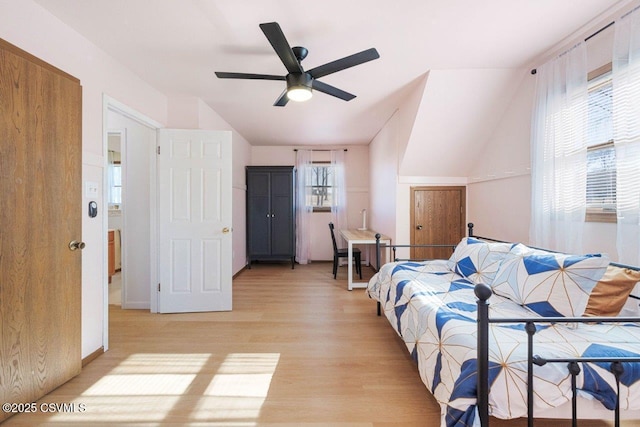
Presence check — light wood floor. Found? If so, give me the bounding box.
[3,263,636,426]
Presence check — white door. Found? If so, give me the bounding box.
[157,129,232,313]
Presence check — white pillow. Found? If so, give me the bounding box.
[448,237,513,285]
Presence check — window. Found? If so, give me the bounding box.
[110,163,122,206]
[586,63,616,222]
[306,162,334,212]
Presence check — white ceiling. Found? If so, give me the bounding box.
[34,0,625,147]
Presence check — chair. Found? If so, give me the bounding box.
[329,222,362,280]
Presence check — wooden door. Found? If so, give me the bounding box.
[157,129,233,313]
[411,187,465,260]
[0,39,82,421]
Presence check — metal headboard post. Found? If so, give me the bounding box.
[475,282,492,427]
[375,233,381,316]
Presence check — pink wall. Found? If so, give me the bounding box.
[466,71,533,243]
[369,112,400,242]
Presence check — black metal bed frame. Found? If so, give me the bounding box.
[373,223,640,427]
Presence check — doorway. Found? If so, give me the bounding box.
[105,105,158,309]
[102,96,161,351]
[107,131,124,306]
[410,186,466,259]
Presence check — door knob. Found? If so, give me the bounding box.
[416,225,423,230]
[222,227,231,234]
[68,240,86,251]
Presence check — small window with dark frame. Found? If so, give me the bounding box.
[307,162,334,212]
[586,63,616,223]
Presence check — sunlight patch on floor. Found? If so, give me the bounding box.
[83,373,197,396]
[206,353,280,397]
[108,353,211,374]
[195,353,280,421]
[44,353,280,424]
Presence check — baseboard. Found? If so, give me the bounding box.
[82,346,104,367]
[233,266,247,278]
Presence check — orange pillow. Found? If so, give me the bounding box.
[584,265,640,317]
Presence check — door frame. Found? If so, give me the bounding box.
[410,186,466,258]
[102,95,162,350]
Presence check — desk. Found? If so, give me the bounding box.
[339,229,391,291]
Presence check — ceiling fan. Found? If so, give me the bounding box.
[215,22,380,107]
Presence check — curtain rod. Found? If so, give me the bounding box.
[293,149,348,152]
[530,20,615,75]
[585,20,615,42]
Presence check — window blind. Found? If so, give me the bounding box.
[586,143,616,212]
[586,69,616,214]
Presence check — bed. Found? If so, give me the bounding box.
[367,225,640,427]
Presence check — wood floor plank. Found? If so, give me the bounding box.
[2,263,631,426]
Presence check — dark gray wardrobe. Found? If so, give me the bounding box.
[246,166,296,268]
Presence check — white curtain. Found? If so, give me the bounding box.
[530,43,589,253]
[331,150,348,246]
[295,150,313,264]
[614,7,640,265]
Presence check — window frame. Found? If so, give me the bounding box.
[307,161,333,213]
[585,62,616,223]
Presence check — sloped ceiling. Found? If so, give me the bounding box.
[399,68,526,177]
[32,0,627,149]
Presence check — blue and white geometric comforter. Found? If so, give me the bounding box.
[367,260,640,427]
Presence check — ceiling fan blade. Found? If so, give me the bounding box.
[273,89,290,107]
[308,48,380,79]
[259,22,304,74]
[215,72,285,80]
[312,80,356,101]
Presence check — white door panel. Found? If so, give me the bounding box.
[158,129,232,313]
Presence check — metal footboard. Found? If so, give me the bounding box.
[475,283,640,427]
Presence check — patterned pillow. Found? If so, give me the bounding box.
[491,244,609,317]
[448,237,513,285]
[583,265,640,317]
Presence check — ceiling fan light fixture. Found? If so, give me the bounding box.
[287,86,313,102]
[286,73,313,102]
